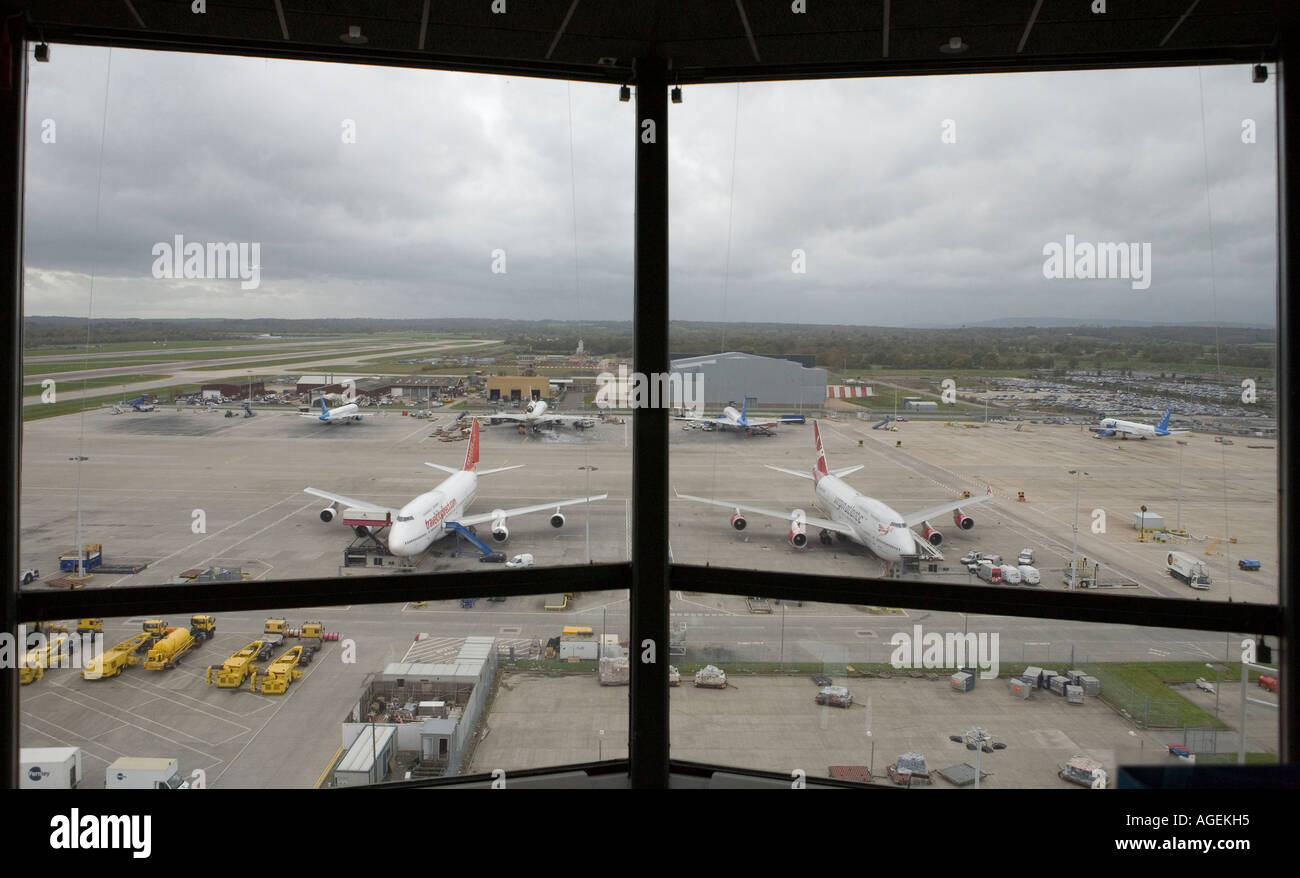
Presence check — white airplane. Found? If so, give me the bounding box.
[677,420,992,563]
[1092,408,1187,439]
[483,399,594,431]
[302,397,369,424]
[674,399,779,434]
[304,419,606,557]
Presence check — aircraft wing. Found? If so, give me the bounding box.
[454,494,609,527]
[675,492,856,536]
[303,487,398,517]
[482,411,529,422]
[673,414,729,425]
[900,489,993,529]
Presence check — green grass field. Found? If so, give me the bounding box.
[22,374,170,398]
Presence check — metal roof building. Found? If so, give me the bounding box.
[670,351,826,408]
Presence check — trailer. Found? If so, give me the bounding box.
[82,632,152,679]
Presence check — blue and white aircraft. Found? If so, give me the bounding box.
[1093,409,1187,439]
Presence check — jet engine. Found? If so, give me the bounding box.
[952,511,975,530]
[550,512,566,528]
[788,521,808,548]
[921,522,944,547]
[491,510,509,542]
[319,507,336,523]
[730,512,747,531]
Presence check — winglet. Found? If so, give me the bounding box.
[813,420,829,483]
[463,419,480,471]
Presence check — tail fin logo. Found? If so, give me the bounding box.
[813,421,829,482]
[319,398,329,417]
[463,419,481,472]
[1157,409,1171,433]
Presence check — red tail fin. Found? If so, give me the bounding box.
[813,421,829,482]
[463,419,480,471]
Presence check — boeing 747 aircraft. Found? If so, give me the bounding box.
[305,419,606,557]
[677,421,991,563]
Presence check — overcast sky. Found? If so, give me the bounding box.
[23,45,1278,327]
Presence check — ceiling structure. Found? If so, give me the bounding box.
[23,1,1284,84]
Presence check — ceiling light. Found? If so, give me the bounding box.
[340,25,368,45]
[619,84,631,102]
[939,36,968,54]
[671,86,682,104]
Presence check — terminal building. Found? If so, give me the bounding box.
[670,351,826,408]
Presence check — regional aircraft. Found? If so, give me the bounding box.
[1092,409,1187,439]
[677,421,992,563]
[304,419,606,557]
[302,397,369,424]
[674,399,779,435]
[483,399,594,432]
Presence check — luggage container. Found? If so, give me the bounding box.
[1049,675,1069,695]
[1080,675,1101,696]
[951,672,975,692]
[1065,684,1084,704]
[1023,666,1043,688]
[1009,678,1031,699]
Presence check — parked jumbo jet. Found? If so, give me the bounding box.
[302,397,369,424]
[674,399,779,435]
[677,421,991,563]
[1092,409,1187,439]
[484,399,594,432]
[305,419,606,557]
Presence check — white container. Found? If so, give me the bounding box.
[21,747,82,789]
[999,564,1021,585]
[1017,565,1040,585]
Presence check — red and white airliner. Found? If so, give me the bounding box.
[305,419,606,557]
[677,421,992,562]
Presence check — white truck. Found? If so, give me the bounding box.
[105,756,189,789]
[999,564,1022,585]
[1166,552,1211,589]
[1017,565,1041,585]
[21,747,82,789]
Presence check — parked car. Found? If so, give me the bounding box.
[505,553,535,568]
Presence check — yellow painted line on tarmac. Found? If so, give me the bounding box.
[315,745,343,789]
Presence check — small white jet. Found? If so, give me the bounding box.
[674,399,779,434]
[302,397,369,424]
[1092,409,1187,439]
[483,399,594,432]
[305,419,606,557]
[677,421,992,563]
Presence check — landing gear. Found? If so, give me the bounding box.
[819,529,834,546]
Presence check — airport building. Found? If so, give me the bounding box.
[486,376,551,402]
[670,351,826,408]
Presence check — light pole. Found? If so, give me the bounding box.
[964,727,992,790]
[598,728,604,761]
[1176,440,1188,533]
[1206,662,1224,725]
[1068,470,1088,589]
[69,455,89,579]
[779,602,786,671]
